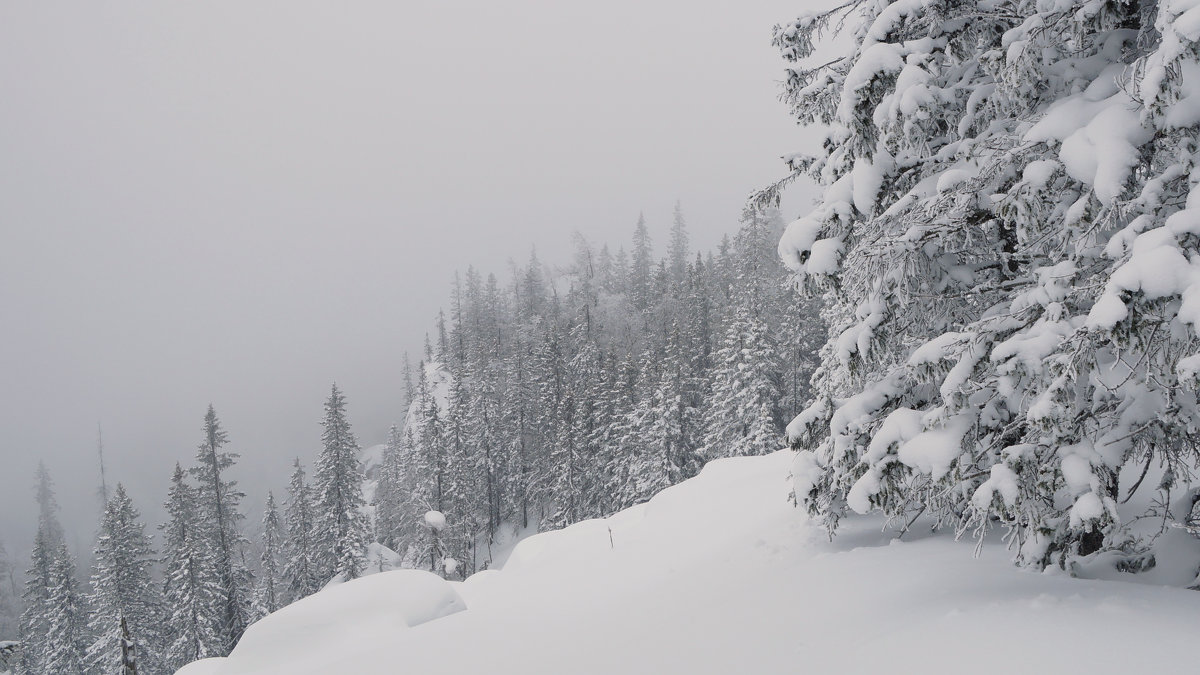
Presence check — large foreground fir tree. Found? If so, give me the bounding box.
[773,0,1200,576]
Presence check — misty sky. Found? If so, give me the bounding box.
[0,1,811,555]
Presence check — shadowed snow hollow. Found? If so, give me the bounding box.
[177,451,1200,675]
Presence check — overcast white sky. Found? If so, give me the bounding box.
[0,0,811,553]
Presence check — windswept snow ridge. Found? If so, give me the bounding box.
[178,451,1199,674]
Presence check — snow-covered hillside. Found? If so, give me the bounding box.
[179,450,1198,675]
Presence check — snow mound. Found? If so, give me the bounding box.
[176,660,225,675]
[189,451,1200,674]
[195,570,465,674]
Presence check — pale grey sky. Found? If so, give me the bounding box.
[0,0,810,554]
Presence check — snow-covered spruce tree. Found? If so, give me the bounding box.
[160,464,223,672]
[373,426,408,552]
[189,405,253,653]
[314,384,370,581]
[773,0,1200,572]
[41,544,86,675]
[629,324,704,502]
[252,492,285,620]
[18,528,53,675]
[530,310,570,521]
[590,347,634,516]
[0,539,15,641]
[282,460,322,602]
[703,294,784,460]
[543,326,590,529]
[502,333,539,530]
[668,202,691,293]
[683,253,717,385]
[86,484,165,675]
[441,361,477,568]
[459,268,510,556]
[19,464,66,674]
[33,463,65,549]
[610,353,665,510]
[465,322,507,551]
[412,363,449,517]
[630,213,654,312]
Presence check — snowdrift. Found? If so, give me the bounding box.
[180,451,1200,674]
[177,570,464,675]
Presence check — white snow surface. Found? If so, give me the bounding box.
[179,569,465,675]
[182,451,1200,674]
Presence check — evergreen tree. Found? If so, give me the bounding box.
[96,423,110,508]
[630,213,653,312]
[466,299,506,550]
[530,318,568,521]
[613,246,631,298]
[772,0,1200,569]
[413,364,449,516]
[620,361,668,506]
[33,463,64,549]
[589,347,633,516]
[282,460,321,602]
[373,426,407,551]
[19,465,66,674]
[189,405,252,653]
[40,545,86,675]
[252,493,285,620]
[546,323,601,527]
[502,337,537,530]
[0,539,16,640]
[703,296,783,459]
[520,248,548,322]
[667,202,690,290]
[313,385,369,581]
[86,484,164,675]
[18,526,53,674]
[647,324,704,484]
[401,352,416,414]
[441,366,476,567]
[160,464,223,672]
[684,253,715,376]
[597,244,617,295]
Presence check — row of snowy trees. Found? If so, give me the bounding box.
[10,388,370,675]
[371,206,823,575]
[770,0,1200,579]
[5,205,823,674]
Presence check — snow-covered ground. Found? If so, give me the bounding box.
[180,450,1200,675]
